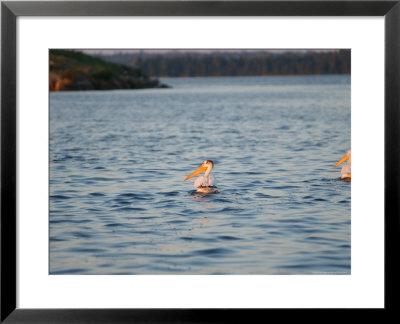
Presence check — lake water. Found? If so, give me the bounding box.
[49,75,351,275]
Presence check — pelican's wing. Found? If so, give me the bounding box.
[341,164,351,179]
[194,175,216,188]
[208,175,216,186]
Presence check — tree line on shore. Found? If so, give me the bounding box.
[99,50,350,77]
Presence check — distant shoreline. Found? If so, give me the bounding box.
[49,49,170,92]
[97,49,351,78]
[157,73,350,79]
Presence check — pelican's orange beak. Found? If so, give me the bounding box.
[334,154,349,168]
[184,165,207,181]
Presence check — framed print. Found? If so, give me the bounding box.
[1,0,399,322]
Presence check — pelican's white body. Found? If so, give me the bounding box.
[194,175,216,188]
[341,162,351,179]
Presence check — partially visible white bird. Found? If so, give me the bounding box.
[184,160,218,194]
[334,150,351,180]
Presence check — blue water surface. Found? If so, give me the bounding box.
[50,75,351,275]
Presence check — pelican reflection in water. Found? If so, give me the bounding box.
[335,150,351,181]
[184,160,219,194]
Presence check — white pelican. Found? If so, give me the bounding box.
[184,160,218,194]
[334,150,351,180]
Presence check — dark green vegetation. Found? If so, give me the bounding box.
[100,50,350,77]
[49,49,169,91]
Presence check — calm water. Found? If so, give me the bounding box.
[49,75,351,275]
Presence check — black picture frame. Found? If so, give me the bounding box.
[1,1,399,322]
